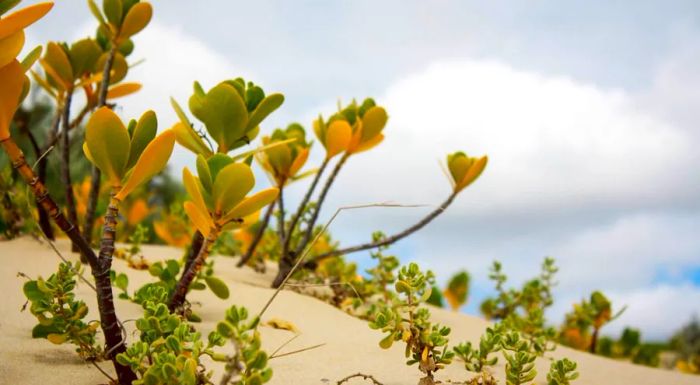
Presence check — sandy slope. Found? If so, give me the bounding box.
[0,237,697,385]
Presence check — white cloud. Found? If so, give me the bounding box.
[320,59,697,219]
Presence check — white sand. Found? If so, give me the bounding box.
[0,237,697,385]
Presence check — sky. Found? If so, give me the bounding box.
[24,0,700,340]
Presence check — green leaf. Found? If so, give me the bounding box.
[118,2,152,39]
[360,106,388,142]
[246,93,284,132]
[213,163,254,214]
[68,38,101,78]
[379,333,395,349]
[103,0,123,27]
[20,45,42,71]
[84,107,130,185]
[196,155,213,193]
[23,280,44,301]
[0,0,20,16]
[87,0,106,25]
[126,110,158,169]
[32,323,61,338]
[115,273,128,291]
[206,153,233,182]
[43,42,73,88]
[204,276,229,299]
[198,83,248,152]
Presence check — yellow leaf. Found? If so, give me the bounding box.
[126,198,149,225]
[351,133,384,154]
[456,156,488,192]
[46,333,67,344]
[263,318,299,333]
[30,69,56,98]
[0,29,24,68]
[118,2,152,40]
[0,2,53,41]
[213,163,254,214]
[84,107,130,185]
[183,167,209,215]
[325,120,351,159]
[0,60,24,139]
[448,153,472,187]
[43,41,73,87]
[106,82,141,99]
[171,121,212,157]
[116,129,175,200]
[218,187,278,225]
[289,147,309,177]
[360,106,388,142]
[421,346,429,362]
[183,201,212,237]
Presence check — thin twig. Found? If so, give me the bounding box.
[31,145,54,170]
[336,372,384,385]
[284,280,363,301]
[268,333,300,358]
[33,218,96,292]
[258,202,427,320]
[269,342,325,359]
[91,361,116,383]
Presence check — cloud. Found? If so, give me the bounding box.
[297,59,700,339]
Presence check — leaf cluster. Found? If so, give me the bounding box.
[209,305,273,385]
[368,262,453,383]
[22,261,102,360]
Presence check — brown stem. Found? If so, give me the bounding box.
[275,154,349,286]
[590,327,600,354]
[307,192,458,266]
[282,157,330,253]
[236,200,275,267]
[337,373,384,385]
[23,109,60,239]
[183,230,204,274]
[169,226,219,312]
[276,185,286,243]
[294,155,348,257]
[60,91,79,251]
[83,45,118,248]
[0,137,136,384]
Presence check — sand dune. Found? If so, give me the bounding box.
[0,237,697,385]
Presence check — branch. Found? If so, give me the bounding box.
[83,45,118,247]
[237,200,276,267]
[308,192,457,264]
[169,226,219,312]
[292,154,349,260]
[276,185,286,242]
[182,230,204,273]
[60,91,79,248]
[0,137,136,384]
[282,157,330,253]
[337,373,384,385]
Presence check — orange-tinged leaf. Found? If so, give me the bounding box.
[106,82,141,99]
[213,163,254,214]
[126,198,149,225]
[118,2,151,39]
[116,129,175,200]
[219,187,278,225]
[184,201,212,237]
[0,29,24,68]
[43,41,73,86]
[84,106,130,185]
[171,121,212,157]
[0,2,53,41]
[360,106,388,142]
[183,167,209,215]
[0,60,24,139]
[325,120,351,159]
[289,147,309,177]
[265,142,291,176]
[351,133,384,154]
[30,68,56,98]
[456,156,488,192]
[448,153,472,186]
